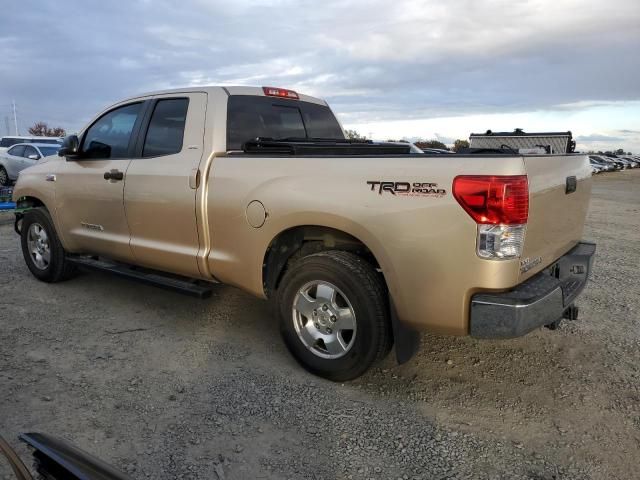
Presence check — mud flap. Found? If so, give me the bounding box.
[390,297,421,364]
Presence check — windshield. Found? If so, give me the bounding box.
[38,146,61,157]
[227,95,344,150]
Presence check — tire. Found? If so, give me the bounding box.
[21,207,76,282]
[0,166,9,186]
[276,250,392,381]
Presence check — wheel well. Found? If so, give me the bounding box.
[16,196,46,210]
[14,196,46,235]
[262,226,381,298]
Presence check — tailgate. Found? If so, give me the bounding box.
[519,154,592,280]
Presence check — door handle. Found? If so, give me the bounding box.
[104,169,124,181]
[189,168,200,189]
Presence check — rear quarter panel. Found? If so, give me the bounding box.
[205,154,528,334]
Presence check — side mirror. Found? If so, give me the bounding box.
[28,154,40,160]
[58,135,80,159]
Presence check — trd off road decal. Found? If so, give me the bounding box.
[366,181,446,197]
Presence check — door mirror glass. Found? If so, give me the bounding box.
[58,135,80,158]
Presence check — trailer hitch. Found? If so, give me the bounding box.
[545,304,579,330]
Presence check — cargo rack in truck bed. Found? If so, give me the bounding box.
[241,137,412,156]
[469,129,576,154]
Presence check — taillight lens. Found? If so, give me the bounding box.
[453,175,529,260]
[452,175,529,225]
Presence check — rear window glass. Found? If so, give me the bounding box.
[226,95,344,150]
[8,145,25,156]
[142,98,189,157]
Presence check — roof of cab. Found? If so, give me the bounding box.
[128,86,328,106]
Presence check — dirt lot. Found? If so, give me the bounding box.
[1,170,639,480]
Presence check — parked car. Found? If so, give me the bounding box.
[590,155,622,171]
[600,154,631,169]
[619,156,639,168]
[0,136,62,153]
[613,157,634,169]
[0,143,61,186]
[589,156,615,172]
[11,85,595,381]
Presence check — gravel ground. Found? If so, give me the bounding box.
[1,170,639,480]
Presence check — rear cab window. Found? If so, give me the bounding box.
[226,95,344,151]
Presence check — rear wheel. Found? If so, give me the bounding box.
[0,166,8,186]
[276,250,392,381]
[21,207,76,282]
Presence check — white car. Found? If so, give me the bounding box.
[0,143,61,186]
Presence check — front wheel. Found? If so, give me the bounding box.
[20,207,76,282]
[275,251,392,381]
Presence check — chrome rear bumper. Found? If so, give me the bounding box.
[469,242,596,338]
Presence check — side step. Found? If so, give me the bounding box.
[67,256,214,299]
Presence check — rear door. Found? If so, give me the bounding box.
[519,155,592,280]
[124,92,207,278]
[55,101,147,262]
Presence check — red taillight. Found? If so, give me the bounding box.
[262,86,299,99]
[452,175,529,225]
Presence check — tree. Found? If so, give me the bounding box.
[615,148,624,155]
[344,129,365,140]
[28,122,66,137]
[453,139,470,152]
[415,139,448,150]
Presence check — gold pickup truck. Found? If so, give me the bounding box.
[12,86,595,380]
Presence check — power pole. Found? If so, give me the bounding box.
[12,100,18,135]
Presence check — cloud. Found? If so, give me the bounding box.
[0,0,638,149]
[576,134,624,142]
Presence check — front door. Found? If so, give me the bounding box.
[21,145,41,171]
[55,101,147,262]
[124,93,207,278]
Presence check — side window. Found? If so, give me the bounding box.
[23,146,39,158]
[82,102,143,159]
[8,145,25,157]
[142,98,189,157]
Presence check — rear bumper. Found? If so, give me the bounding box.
[469,242,596,338]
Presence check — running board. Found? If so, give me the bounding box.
[67,256,214,299]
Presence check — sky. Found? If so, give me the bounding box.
[1,0,639,152]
